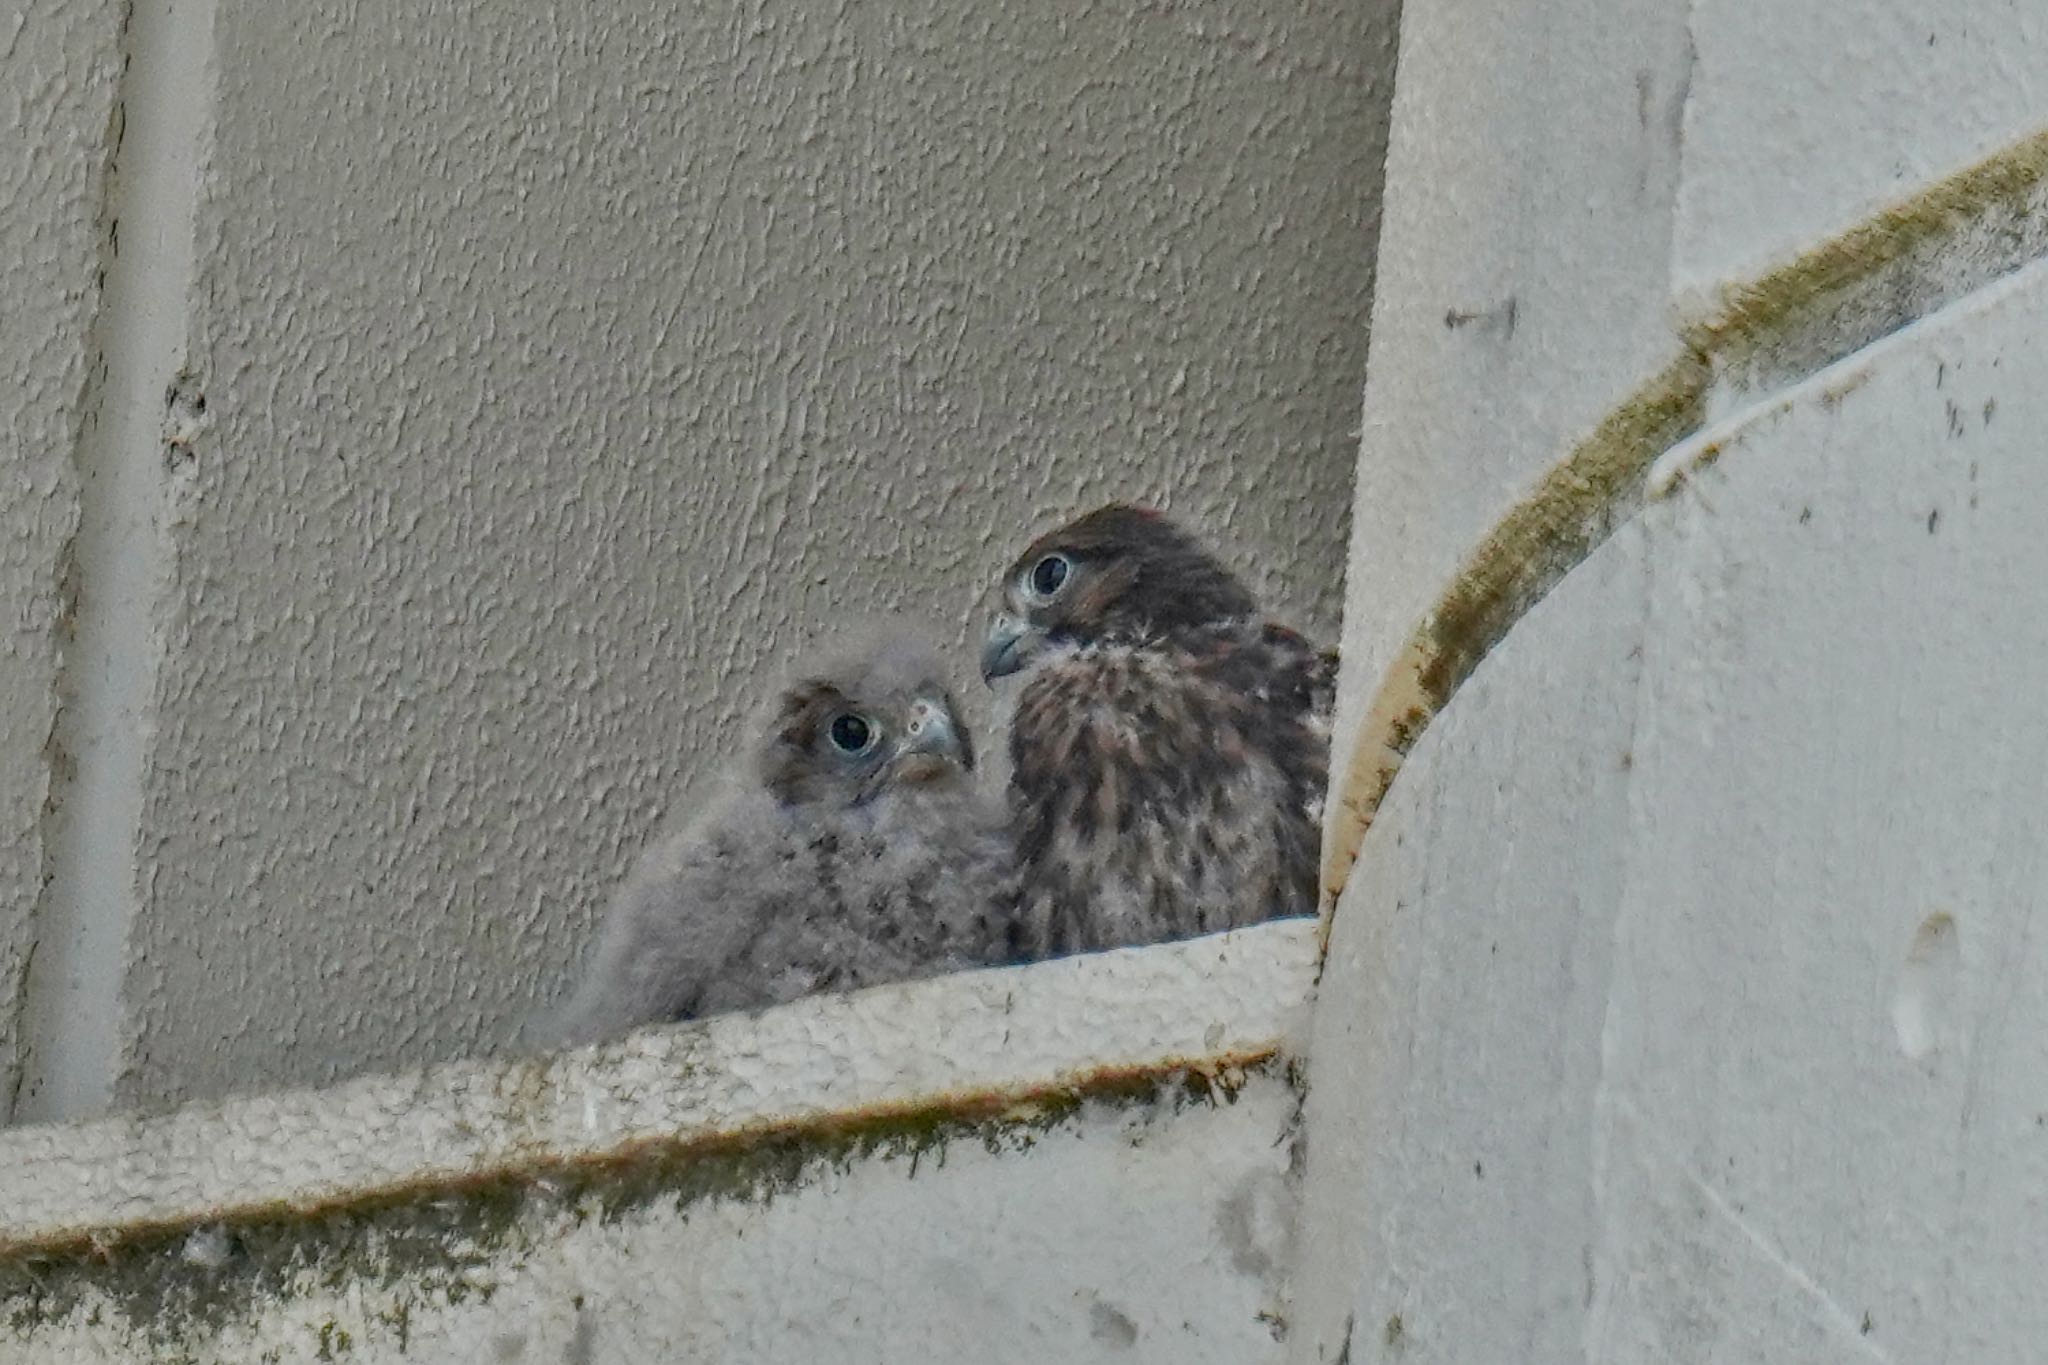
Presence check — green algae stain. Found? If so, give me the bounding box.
[0,1060,1273,1355]
[1330,126,2048,901]
[1415,355,1709,713]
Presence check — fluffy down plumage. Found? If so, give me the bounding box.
[542,630,1013,1047]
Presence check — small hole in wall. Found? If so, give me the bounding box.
[1892,911,1960,1064]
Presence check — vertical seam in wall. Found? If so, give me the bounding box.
[1661,0,1699,298]
[12,0,218,1125]
[1579,524,1658,1363]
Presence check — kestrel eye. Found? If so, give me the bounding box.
[1028,553,1071,599]
[828,713,875,754]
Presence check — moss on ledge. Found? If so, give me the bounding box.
[1,1054,1275,1350]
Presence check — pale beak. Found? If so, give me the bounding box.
[980,614,1044,684]
[890,697,967,784]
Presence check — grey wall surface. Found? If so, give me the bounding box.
[0,0,121,1122]
[0,0,1395,1118]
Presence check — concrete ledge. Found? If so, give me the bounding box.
[2,921,1315,1361]
[0,919,1315,1259]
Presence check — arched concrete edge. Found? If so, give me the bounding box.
[0,918,1316,1262]
[1321,122,2048,913]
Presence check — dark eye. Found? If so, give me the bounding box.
[1029,553,1070,599]
[828,713,875,754]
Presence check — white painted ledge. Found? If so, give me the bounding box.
[2,922,1314,1362]
[1,919,1315,1255]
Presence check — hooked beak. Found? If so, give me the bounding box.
[890,696,966,784]
[980,614,1044,684]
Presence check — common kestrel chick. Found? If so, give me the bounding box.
[983,505,1332,958]
[545,630,1013,1046]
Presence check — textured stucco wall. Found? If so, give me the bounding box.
[1,922,1315,1363]
[0,0,1394,1117]
[0,0,122,1122]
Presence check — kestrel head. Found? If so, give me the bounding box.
[758,632,976,807]
[981,504,1257,682]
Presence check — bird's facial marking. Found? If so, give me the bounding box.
[984,545,1119,682]
[890,754,949,785]
[988,504,1258,666]
[756,639,984,817]
[762,682,892,805]
[902,695,948,749]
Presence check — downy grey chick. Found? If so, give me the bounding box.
[982,504,1334,959]
[544,630,1014,1046]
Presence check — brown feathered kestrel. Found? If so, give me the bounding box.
[981,505,1333,958]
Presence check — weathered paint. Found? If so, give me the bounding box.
[1,921,1314,1361]
[1319,357,1705,906]
[1322,0,2048,900]
[1295,245,2048,1364]
[1296,520,1653,1365]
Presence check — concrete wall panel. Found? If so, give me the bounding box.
[1327,0,1696,847]
[1295,258,2048,1363]
[1291,521,1649,1365]
[7,1079,1298,1364]
[1597,263,2048,1365]
[1674,0,2048,302]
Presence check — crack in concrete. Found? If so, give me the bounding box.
[1674,1157,1897,1364]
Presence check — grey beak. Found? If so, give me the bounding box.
[881,696,968,792]
[980,614,1042,683]
[901,697,964,763]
